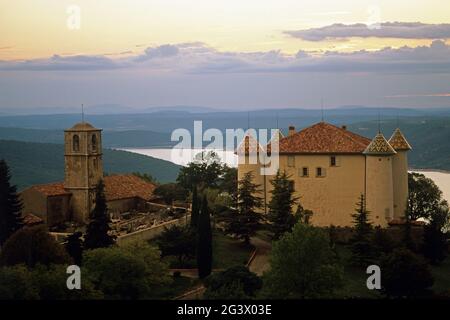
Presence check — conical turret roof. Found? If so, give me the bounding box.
[388,128,412,151]
[236,133,264,155]
[363,132,396,155]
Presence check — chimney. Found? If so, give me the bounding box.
[288,125,295,136]
[341,125,347,130]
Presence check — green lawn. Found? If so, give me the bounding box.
[156,276,201,299]
[212,230,255,269]
[333,244,382,299]
[161,230,255,270]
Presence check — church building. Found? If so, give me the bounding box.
[237,122,412,227]
[21,122,157,227]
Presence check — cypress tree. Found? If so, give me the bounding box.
[227,172,262,244]
[84,180,115,249]
[190,186,200,229]
[350,194,375,267]
[0,159,23,247]
[65,231,84,265]
[197,194,212,279]
[267,170,298,240]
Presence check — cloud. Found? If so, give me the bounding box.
[285,22,450,41]
[134,44,179,62]
[1,40,450,75]
[385,93,450,98]
[0,54,121,71]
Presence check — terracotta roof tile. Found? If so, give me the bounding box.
[27,175,156,201]
[363,133,397,155]
[30,182,71,196]
[274,122,371,154]
[22,213,44,226]
[103,175,156,201]
[388,128,412,151]
[236,134,265,155]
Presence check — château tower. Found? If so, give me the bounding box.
[363,132,396,227]
[64,122,103,223]
[389,128,412,220]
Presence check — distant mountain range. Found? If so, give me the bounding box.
[1,106,450,132]
[0,140,181,190]
[0,104,224,115]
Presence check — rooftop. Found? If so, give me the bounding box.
[65,122,100,132]
[275,122,371,154]
[24,174,156,201]
[103,175,156,201]
[363,133,397,155]
[389,128,412,151]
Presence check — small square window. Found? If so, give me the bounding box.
[330,156,337,167]
[287,156,295,167]
[299,167,309,177]
[316,167,326,177]
[288,180,295,191]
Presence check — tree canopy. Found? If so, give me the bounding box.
[263,223,343,298]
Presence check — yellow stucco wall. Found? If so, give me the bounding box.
[391,151,409,220]
[238,152,397,227]
[364,155,394,227]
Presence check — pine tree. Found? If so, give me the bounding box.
[227,172,262,244]
[0,159,23,247]
[350,194,375,267]
[197,194,212,279]
[84,180,115,249]
[267,170,298,240]
[190,186,200,229]
[65,231,84,265]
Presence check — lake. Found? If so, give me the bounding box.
[119,147,450,203]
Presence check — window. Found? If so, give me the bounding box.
[93,158,98,169]
[287,156,295,167]
[316,167,326,177]
[92,134,97,151]
[330,156,337,167]
[299,167,309,177]
[288,180,295,192]
[72,135,80,152]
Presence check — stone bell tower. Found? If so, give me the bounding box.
[64,122,103,223]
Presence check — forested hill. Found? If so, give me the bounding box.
[348,117,450,171]
[0,140,181,190]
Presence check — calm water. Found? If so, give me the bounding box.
[119,148,450,203]
[413,171,450,203]
[119,147,238,167]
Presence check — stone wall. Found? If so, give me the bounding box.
[116,214,191,246]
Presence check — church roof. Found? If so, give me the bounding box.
[103,175,156,201]
[27,182,72,197]
[273,122,371,154]
[66,122,100,131]
[24,175,156,201]
[363,133,397,155]
[22,213,44,226]
[388,128,412,151]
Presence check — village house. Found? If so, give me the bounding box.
[237,122,412,227]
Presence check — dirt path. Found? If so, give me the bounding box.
[248,237,272,276]
[174,236,272,299]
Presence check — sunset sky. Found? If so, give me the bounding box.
[1,0,450,110]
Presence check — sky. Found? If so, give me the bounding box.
[1,0,450,110]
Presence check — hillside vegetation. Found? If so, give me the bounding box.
[0,140,181,190]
